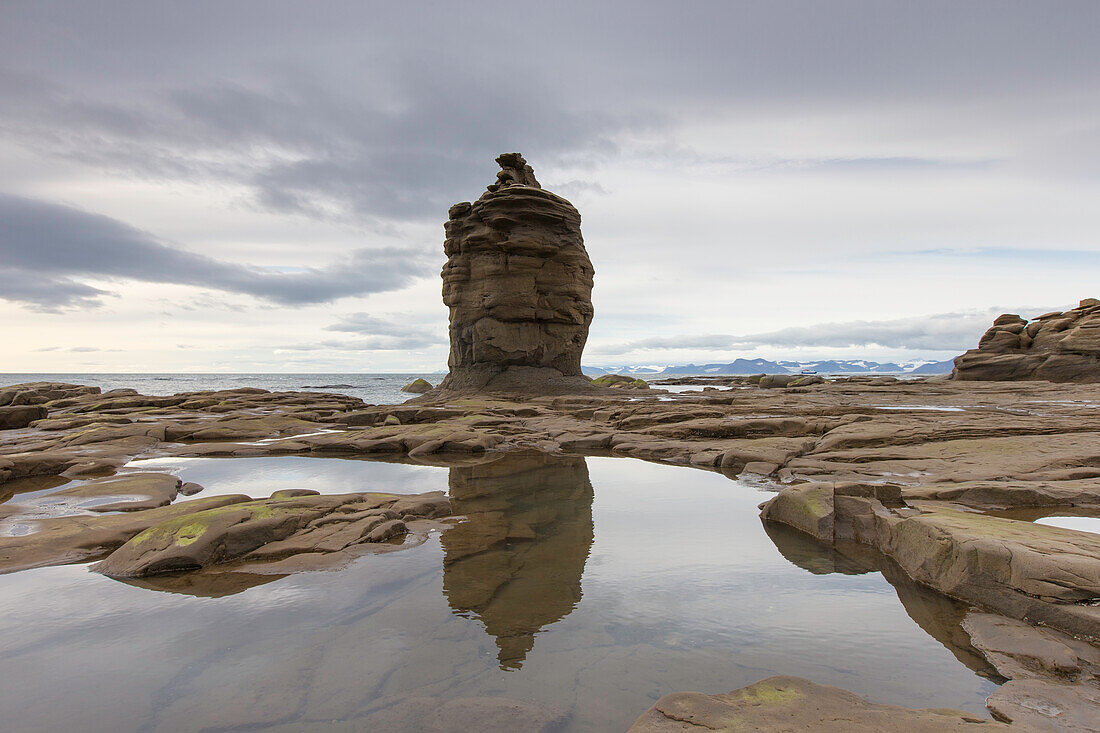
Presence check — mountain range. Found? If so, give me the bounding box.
[582,358,955,376]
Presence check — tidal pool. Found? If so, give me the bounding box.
[0,454,999,731]
[1035,516,1100,535]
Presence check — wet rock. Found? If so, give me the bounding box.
[178,481,204,496]
[0,494,250,574]
[55,472,182,512]
[954,299,1100,382]
[628,675,1002,731]
[765,482,1100,642]
[431,153,596,396]
[92,490,451,578]
[986,679,1100,731]
[962,612,1083,679]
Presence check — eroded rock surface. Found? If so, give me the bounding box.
[93,490,450,578]
[432,153,596,396]
[954,299,1100,382]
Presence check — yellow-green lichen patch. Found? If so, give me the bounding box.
[734,680,803,706]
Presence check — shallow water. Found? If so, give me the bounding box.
[1034,516,1100,535]
[0,454,998,731]
[874,405,965,412]
[124,455,452,498]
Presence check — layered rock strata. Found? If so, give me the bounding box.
[433,153,596,396]
[953,298,1100,381]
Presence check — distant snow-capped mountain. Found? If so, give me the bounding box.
[582,358,956,376]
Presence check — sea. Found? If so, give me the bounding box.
[0,373,447,406]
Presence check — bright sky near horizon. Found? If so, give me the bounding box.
[2,1,1098,372]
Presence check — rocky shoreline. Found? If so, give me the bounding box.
[4,157,1098,729]
[2,375,1099,728]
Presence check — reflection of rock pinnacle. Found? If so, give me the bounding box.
[440,453,594,669]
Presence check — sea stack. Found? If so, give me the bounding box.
[431,153,596,396]
[953,298,1100,381]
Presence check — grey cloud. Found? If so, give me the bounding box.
[325,313,430,338]
[0,194,431,310]
[592,308,1053,355]
[4,1,1096,228]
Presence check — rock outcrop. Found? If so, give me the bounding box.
[432,153,596,396]
[953,299,1100,382]
[92,490,450,578]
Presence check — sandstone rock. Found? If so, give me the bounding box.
[954,300,1100,382]
[0,494,250,574]
[961,612,1084,679]
[429,153,596,396]
[986,679,1100,731]
[92,490,451,577]
[0,405,47,429]
[628,675,1003,731]
[400,378,433,393]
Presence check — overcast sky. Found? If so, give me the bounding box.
[2,1,1098,372]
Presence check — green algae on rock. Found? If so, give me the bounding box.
[591,374,649,389]
[629,675,1003,731]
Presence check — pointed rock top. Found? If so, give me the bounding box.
[486,152,541,192]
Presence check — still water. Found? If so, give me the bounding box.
[0,455,998,731]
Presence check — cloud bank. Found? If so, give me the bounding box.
[0,194,431,311]
[590,308,1054,357]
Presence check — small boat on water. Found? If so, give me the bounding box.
[799,369,818,375]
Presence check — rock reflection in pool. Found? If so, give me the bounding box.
[0,453,1001,732]
[442,453,593,669]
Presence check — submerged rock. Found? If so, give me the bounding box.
[431,153,596,396]
[628,675,1002,731]
[953,299,1100,382]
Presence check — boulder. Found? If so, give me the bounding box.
[429,153,596,396]
[400,378,433,393]
[954,299,1100,382]
[0,405,47,429]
